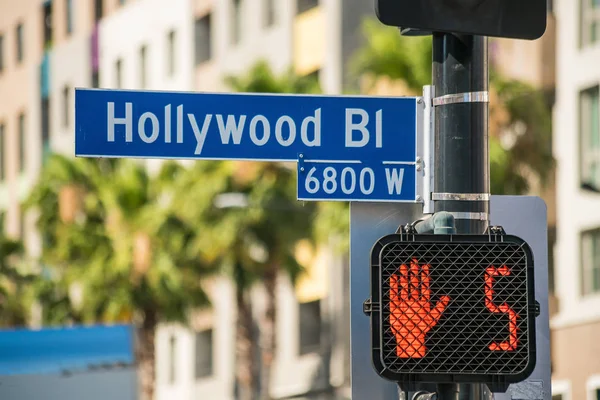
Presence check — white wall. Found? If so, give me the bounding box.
[155,278,236,400]
[552,0,600,329]
[50,35,91,156]
[99,0,194,92]
[211,0,294,80]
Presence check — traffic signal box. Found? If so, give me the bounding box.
[375,0,547,40]
[364,228,538,392]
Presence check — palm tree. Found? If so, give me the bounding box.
[351,18,554,195]
[216,60,332,400]
[0,213,31,328]
[25,154,219,400]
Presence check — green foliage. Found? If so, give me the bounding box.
[25,154,216,326]
[225,60,322,95]
[351,18,432,93]
[490,75,554,194]
[0,213,32,328]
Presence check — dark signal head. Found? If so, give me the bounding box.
[375,0,547,40]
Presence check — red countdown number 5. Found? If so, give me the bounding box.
[484,266,518,351]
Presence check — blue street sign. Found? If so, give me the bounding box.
[75,89,419,163]
[297,158,417,202]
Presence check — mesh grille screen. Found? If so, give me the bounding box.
[379,241,532,376]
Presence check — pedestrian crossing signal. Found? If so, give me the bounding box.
[375,0,547,40]
[364,230,538,390]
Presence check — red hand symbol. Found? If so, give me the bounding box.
[389,258,450,358]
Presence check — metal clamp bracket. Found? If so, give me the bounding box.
[448,211,489,221]
[431,192,490,201]
[432,91,489,106]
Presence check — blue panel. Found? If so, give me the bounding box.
[75,89,419,163]
[297,159,417,202]
[0,324,134,375]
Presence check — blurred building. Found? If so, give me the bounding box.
[0,0,369,399]
[551,0,600,399]
[490,7,558,316]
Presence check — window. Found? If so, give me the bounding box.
[167,30,176,76]
[232,0,242,45]
[62,86,70,128]
[92,71,99,88]
[194,15,212,64]
[264,0,276,27]
[66,0,73,35]
[41,98,50,165]
[552,380,571,400]
[580,86,600,190]
[19,210,25,240]
[581,0,600,47]
[18,113,25,173]
[195,329,213,379]
[0,123,4,181]
[16,23,24,63]
[139,46,147,88]
[587,376,600,400]
[0,34,4,72]
[43,2,52,49]
[168,335,176,384]
[94,0,103,23]
[582,228,600,296]
[297,0,318,14]
[115,58,122,88]
[298,300,321,355]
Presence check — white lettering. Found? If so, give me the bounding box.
[249,115,270,146]
[360,168,375,194]
[341,167,356,194]
[385,168,405,195]
[165,105,172,143]
[217,114,246,144]
[275,116,296,147]
[138,112,159,143]
[107,102,133,142]
[376,109,382,148]
[177,105,184,143]
[345,108,370,148]
[188,114,213,155]
[301,108,321,146]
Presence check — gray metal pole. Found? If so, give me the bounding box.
[431,32,490,400]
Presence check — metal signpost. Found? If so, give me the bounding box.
[75,2,552,399]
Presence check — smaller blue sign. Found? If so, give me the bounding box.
[296,158,417,202]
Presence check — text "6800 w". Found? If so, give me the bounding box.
[297,161,417,202]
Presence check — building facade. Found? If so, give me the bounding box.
[0,0,44,245]
[1,0,370,399]
[552,0,600,399]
